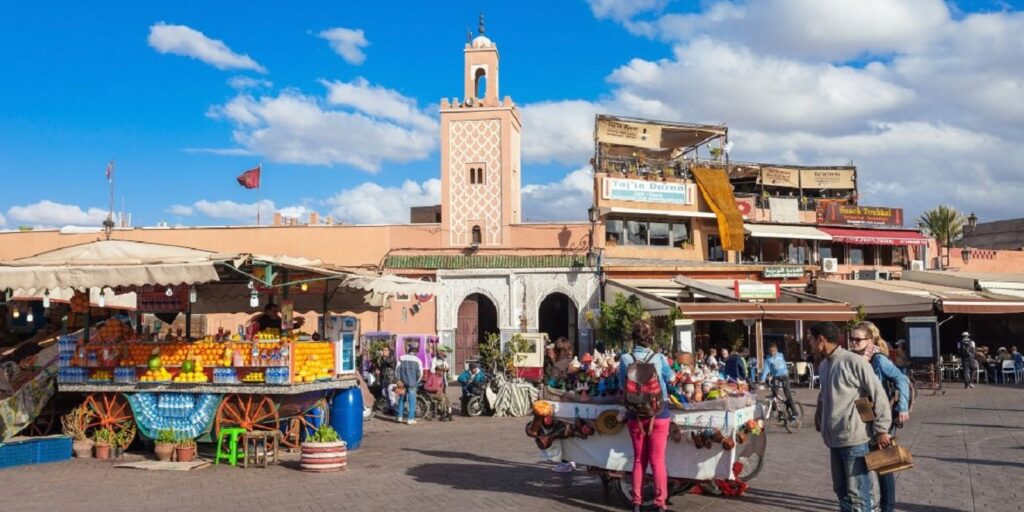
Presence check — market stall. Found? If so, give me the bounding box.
[0,240,438,450]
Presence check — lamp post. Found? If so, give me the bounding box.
[961,247,971,264]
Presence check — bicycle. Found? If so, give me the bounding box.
[759,378,804,433]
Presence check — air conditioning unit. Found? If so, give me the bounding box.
[822,258,839,273]
[910,261,925,271]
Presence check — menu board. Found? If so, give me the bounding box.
[136,284,189,313]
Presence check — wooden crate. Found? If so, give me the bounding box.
[866,445,913,475]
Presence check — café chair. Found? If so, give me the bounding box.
[1001,360,1018,384]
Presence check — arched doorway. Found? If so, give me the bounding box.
[538,293,579,353]
[455,293,498,371]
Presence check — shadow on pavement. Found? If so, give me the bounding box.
[739,488,838,512]
[402,448,615,512]
[922,422,1020,429]
[896,503,970,512]
[956,407,1024,413]
[916,455,1024,469]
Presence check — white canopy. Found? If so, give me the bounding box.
[0,240,228,291]
[744,224,832,241]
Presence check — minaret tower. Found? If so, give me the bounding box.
[440,14,523,248]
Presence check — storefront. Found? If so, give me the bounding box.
[742,224,831,265]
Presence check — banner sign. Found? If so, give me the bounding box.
[596,119,663,149]
[136,284,188,313]
[819,204,903,226]
[801,169,855,189]
[763,266,805,279]
[735,281,780,300]
[602,177,693,205]
[769,197,800,224]
[758,167,800,188]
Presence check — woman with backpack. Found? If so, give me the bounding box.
[850,321,910,512]
[617,319,676,512]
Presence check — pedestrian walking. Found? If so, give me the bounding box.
[396,341,423,424]
[618,319,675,512]
[810,321,892,512]
[851,322,911,512]
[959,332,977,388]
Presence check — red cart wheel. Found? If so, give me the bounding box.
[280,398,330,449]
[214,394,279,438]
[83,393,133,434]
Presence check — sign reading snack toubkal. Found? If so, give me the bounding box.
[819,204,904,226]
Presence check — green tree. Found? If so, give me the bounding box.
[586,293,679,351]
[917,205,966,267]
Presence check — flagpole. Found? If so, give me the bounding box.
[104,160,116,240]
[256,162,262,226]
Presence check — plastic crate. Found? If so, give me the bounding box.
[0,439,36,469]
[34,436,72,464]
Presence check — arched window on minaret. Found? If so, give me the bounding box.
[471,225,482,245]
[474,68,487,100]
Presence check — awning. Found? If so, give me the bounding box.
[760,303,858,321]
[677,302,763,320]
[745,224,832,241]
[818,227,929,246]
[815,280,935,317]
[604,280,678,316]
[939,300,1024,315]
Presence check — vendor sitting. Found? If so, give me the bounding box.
[457,362,486,398]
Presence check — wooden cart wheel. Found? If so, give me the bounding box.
[279,398,330,449]
[214,394,280,439]
[25,399,58,436]
[83,393,133,435]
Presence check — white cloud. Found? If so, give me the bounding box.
[193,199,275,221]
[167,204,194,216]
[277,205,310,219]
[148,22,267,73]
[207,81,436,171]
[521,168,594,222]
[520,100,600,165]
[588,0,666,22]
[0,212,6,227]
[326,179,441,224]
[322,78,436,130]
[227,76,273,90]
[7,200,109,227]
[318,27,370,65]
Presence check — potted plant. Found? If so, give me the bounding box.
[154,428,176,462]
[175,437,197,463]
[61,405,94,458]
[300,424,347,472]
[114,422,136,458]
[93,428,114,460]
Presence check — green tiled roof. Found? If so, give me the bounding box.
[384,254,587,270]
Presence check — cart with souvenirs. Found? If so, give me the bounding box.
[0,240,436,450]
[524,351,766,506]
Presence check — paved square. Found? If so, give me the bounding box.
[1,384,1022,512]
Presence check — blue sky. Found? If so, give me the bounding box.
[1,0,1022,228]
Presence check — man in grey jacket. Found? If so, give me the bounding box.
[810,322,892,512]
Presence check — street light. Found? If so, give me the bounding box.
[588,206,600,223]
[961,247,971,264]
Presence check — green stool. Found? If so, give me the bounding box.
[215,427,248,466]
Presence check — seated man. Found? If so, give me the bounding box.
[457,362,486,398]
[422,369,452,421]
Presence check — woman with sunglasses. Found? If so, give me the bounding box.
[850,321,911,512]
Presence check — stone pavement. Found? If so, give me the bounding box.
[1,383,1021,512]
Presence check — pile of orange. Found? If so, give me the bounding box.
[293,342,334,382]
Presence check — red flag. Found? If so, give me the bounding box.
[237,165,261,189]
[105,160,115,182]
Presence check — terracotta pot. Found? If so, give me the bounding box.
[72,439,94,458]
[94,443,111,460]
[300,441,347,472]
[154,443,175,462]
[175,446,196,463]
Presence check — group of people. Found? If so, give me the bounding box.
[361,341,488,424]
[956,332,1024,386]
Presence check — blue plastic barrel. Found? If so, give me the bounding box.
[330,387,364,450]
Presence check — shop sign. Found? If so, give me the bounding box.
[801,169,855,189]
[819,204,903,226]
[763,266,805,279]
[136,284,188,313]
[734,281,780,300]
[602,177,693,205]
[596,118,663,149]
[758,167,800,188]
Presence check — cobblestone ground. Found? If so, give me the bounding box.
[1,383,1022,512]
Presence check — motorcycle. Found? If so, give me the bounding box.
[461,372,502,417]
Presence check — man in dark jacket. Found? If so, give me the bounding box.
[395,343,423,424]
[958,332,977,388]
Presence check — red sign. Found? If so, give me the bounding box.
[735,197,755,218]
[136,284,189,313]
[818,204,903,226]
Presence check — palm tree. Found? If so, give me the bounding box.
[917,205,966,269]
